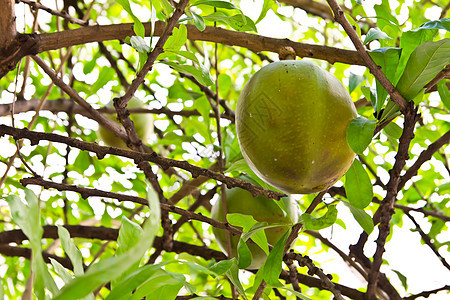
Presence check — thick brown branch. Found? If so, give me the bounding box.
[36,22,364,66]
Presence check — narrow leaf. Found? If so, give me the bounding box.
[342,201,374,234]
[54,183,161,300]
[369,47,401,114]
[437,80,450,110]
[50,258,73,283]
[224,258,247,299]
[346,116,377,154]
[348,73,365,94]
[344,160,373,209]
[256,0,273,24]
[209,259,233,275]
[237,238,253,269]
[5,191,58,298]
[193,0,239,10]
[58,226,84,276]
[263,230,290,287]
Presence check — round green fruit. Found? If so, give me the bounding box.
[97,98,153,148]
[236,60,357,194]
[211,183,298,269]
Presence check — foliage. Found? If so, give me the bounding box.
[0,0,449,299]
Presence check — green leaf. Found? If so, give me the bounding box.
[152,0,174,18]
[396,39,450,101]
[344,160,373,209]
[90,67,116,93]
[130,269,186,300]
[346,116,377,154]
[227,213,258,231]
[191,11,206,31]
[129,36,151,53]
[262,230,290,287]
[363,27,392,44]
[209,259,234,275]
[53,182,161,300]
[224,258,247,299]
[437,80,450,110]
[395,27,438,85]
[237,238,253,269]
[5,191,58,299]
[392,270,408,290]
[256,0,273,24]
[342,201,374,234]
[299,205,338,231]
[193,0,240,10]
[106,263,167,299]
[162,61,214,86]
[204,12,257,32]
[240,222,273,255]
[361,86,377,110]
[116,0,145,37]
[277,287,313,300]
[165,24,187,51]
[111,216,144,288]
[348,73,365,94]
[383,121,403,140]
[379,99,401,123]
[368,47,402,115]
[227,213,269,255]
[419,18,450,31]
[58,226,84,276]
[50,258,73,283]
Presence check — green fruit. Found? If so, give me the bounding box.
[211,182,298,269]
[236,60,357,194]
[97,98,153,148]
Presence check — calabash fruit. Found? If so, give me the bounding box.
[97,98,153,149]
[236,60,357,194]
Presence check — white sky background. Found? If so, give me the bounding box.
[1,0,449,298]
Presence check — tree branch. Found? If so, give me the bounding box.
[367,104,420,299]
[19,176,243,237]
[325,0,409,113]
[19,0,89,26]
[0,124,285,200]
[36,22,364,66]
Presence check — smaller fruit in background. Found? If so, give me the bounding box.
[97,98,153,148]
[211,177,298,269]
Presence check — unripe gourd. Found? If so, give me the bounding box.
[97,98,153,148]
[236,60,357,194]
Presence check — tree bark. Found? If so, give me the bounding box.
[0,0,16,47]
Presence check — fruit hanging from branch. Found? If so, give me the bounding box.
[97,98,153,149]
[211,177,299,269]
[236,60,357,194]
